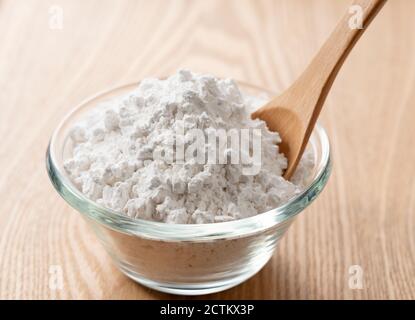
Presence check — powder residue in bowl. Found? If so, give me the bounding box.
[64,70,313,224]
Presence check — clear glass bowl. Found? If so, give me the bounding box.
[46,81,331,295]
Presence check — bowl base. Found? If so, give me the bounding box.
[117,258,271,296]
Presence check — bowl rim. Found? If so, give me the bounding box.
[46,80,332,241]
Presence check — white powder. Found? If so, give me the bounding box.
[64,70,313,224]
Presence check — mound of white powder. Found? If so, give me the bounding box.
[64,70,313,224]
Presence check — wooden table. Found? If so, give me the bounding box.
[1,0,414,300]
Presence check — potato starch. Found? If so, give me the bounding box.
[64,70,313,224]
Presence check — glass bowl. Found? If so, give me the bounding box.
[46,81,331,295]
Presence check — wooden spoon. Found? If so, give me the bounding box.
[252,0,387,179]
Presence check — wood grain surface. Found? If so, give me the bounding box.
[1,0,414,300]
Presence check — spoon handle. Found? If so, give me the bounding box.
[292,0,387,121]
